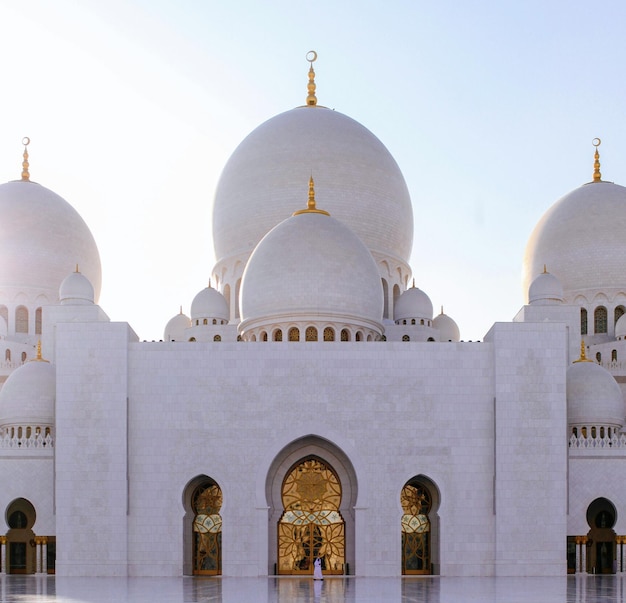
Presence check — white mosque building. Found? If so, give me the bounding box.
[0,54,625,579]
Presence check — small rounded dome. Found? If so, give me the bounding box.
[59,269,95,305]
[528,268,563,305]
[190,286,229,322]
[523,182,626,300]
[0,180,101,301]
[212,106,413,267]
[433,310,460,342]
[567,360,624,429]
[394,285,433,322]
[239,209,383,332]
[164,310,191,342]
[0,358,55,428]
[616,314,626,340]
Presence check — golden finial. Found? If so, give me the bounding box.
[21,137,30,181]
[440,305,444,314]
[574,340,593,363]
[306,50,318,106]
[543,264,548,274]
[75,264,80,273]
[592,138,602,183]
[31,340,49,363]
[412,279,416,288]
[179,305,183,315]
[293,176,330,216]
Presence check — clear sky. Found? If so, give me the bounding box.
[1,0,625,342]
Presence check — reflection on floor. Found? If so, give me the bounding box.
[0,575,626,602]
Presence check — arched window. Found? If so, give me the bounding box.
[212,319,217,325]
[203,319,208,325]
[192,480,223,575]
[213,335,221,342]
[35,307,42,335]
[594,306,608,334]
[15,306,28,333]
[402,335,410,342]
[288,327,299,342]
[5,349,10,361]
[615,306,626,326]
[261,331,268,342]
[411,319,416,325]
[323,327,334,341]
[382,279,389,319]
[581,308,588,335]
[596,352,602,362]
[340,329,349,342]
[0,305,7,324]
[273,329,283,342]
[305,326,318,341]
[355,331,363,342]
[427,337,435,342]
[189,337,196,342]
[612,349,618,362]
[21,351,27,362]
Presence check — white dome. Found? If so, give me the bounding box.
[212,106,413,269]
[164,310,191,342]
[528,268,563,305]
[59,269,95,305]
[567,360,624,429]
[523,182,626,301]
[433,310,460,342]
[616,314,626,339]
[239,207,383,334]
[0,180,101,301]
[190,286,229,322]
[0,358,55,428]
[394,285,433,322]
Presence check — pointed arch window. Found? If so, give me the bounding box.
[5,349,10,362]
[35,308,42,335]
[15,306,28,333]
[615,306,625,327]
[594,306,608,334]
[581,308,588,335]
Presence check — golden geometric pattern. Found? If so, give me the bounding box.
[281,457,341,512]
[192,482,222,575]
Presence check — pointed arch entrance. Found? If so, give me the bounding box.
[401,475,440,575]
[182,476,223,575]
[586,497,617,574]
[266,436,358,575]
[277,456,345,574]
[5,498,36,574]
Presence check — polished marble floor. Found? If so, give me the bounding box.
[1,575,626,602]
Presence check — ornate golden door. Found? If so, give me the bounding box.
[277,457,345,575]
[192,481,222,575]
[401,482,431,574]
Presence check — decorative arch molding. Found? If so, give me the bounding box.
[263,434,361,575]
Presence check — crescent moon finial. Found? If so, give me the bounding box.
[592,137,602,183]
[21,137,30,181]
[306,51,318,106]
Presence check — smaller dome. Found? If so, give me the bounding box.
[191,285,229,322]
[59,268,95,305]
[616,314,626,340]
[0,357,55,428]
[164,309,191,342]
[433,309,460,342]
[528,267,563,305]
[567,359,624,429]
[394,284,433,322]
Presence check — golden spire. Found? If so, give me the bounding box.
[574,340,593,363]
[31,340,49,363]
[293,176,330,216]
[592,138,602,183]
[306,50,318,106]
[21,137,30,181]
[75,264,80,273]
[543,264,548,274]
[179,305,183,315]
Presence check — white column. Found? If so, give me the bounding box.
[575,538,581,574]
[41,540,47,575]
[581,539,587,574]
[35,538,42,574]
[0,537,5,574]
[617,538,622,575]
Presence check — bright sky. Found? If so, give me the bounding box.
[1,0,625,342]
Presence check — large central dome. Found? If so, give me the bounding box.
[211,105,413,267]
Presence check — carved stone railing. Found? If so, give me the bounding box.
[0,433,54,449]
[569,433,626,449]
